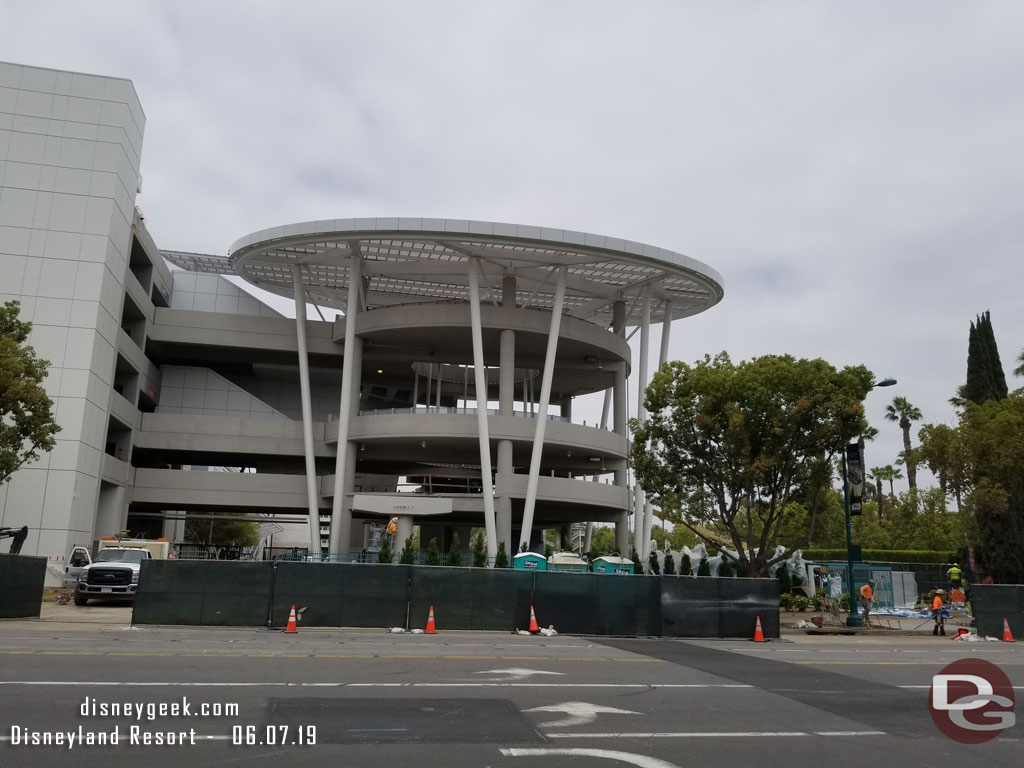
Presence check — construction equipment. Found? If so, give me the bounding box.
[0,526,28,555]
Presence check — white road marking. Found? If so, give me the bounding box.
[525,701,641,728]
[543,731,886,738]
[475,668,565,681]
[501,747,682,768]
[0,681,751,689]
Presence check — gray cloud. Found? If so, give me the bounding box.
[3,0,1022,482]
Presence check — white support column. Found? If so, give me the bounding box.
[292,266,322,553]
[636,285,653,562]
[611,300,629,556]
[395,516,414,563]
[645,300,672,552]
[329,254,362,554]
[519,267,567,550]
[497,325,516,550]
[468,261,498,561]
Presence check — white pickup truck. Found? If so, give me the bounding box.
[73,547,152,605]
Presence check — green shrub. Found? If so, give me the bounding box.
[680,553,692,576]
[801,549,956,565]
[377,538,392,564]
[447,532,461,567]
[718,558,733,578]
[471,532,487,567]
[697,557,711,577]
[776,566,792,593]
[399,536,416,565]
[425,537,441,566]
[792,595,810,612]
[779,593,794,610]
[494,541,510,568]
[648,551,661,575]
[663,552,676,575]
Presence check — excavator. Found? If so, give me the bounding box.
[0,526,28,555]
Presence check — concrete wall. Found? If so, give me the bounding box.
[0,62,144,558]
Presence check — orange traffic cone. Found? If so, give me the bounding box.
[285,605,298,634]
[528,606,540,635]
[1003,618,1015,642]
[425,605,437,634]
[753,615,765,642]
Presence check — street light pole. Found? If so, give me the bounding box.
[845,377,897,629]
[843,449,864,627]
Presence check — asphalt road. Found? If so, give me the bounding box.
[0,611,1020,768]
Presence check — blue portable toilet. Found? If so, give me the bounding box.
[514,552,548,571]
[591,555,634,574]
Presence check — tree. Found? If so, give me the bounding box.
[647,550,661,575]
[868,468,886,518]
[0,301,61,485]
[399,536,417,564]
[424,537,441,566]
[494,540,510,568]
[1015,348,1024,379]
[377,537,393,564]
[885,396,922,489]
[958,394,1024,582]
[957,311,1008,405]
[471,531,487,567]
[680,553,692,576]
[917,423,970,511]
[446,532,461,566]
[631,352,873,577]
[697,557,711,577]
[663,551,676,575]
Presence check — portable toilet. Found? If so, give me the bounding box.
[547,552,588,573]
[514,552,548,571]
[591,555,634,574]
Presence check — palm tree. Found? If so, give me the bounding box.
[873,464,902,497]
[869,467,886,518]
[1015,348,1024,378]
[885,396,922,489]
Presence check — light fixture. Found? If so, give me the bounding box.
[421,441,427,448]
[377,369,383,374]
[588,456,602,463]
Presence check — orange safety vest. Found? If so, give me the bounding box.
[859,584,873,600]
[932,595,943,611]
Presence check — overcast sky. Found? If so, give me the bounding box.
[4,1,1023,489]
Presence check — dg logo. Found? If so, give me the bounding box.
[930,658,1016,744]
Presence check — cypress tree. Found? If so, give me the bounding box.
[494,541,510,568]
[962,311,1008,405]
[680,553,692,576]
[697,557,711,577]
[446,532,461,566]
[425,537,441,566]
[647,551,661,575]
[663,552,676,575]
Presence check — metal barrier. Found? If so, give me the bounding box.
[132,561,780,638]
[971,584,1023,640]
[0,553,46,619]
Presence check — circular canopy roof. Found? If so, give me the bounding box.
[164,218,724,327]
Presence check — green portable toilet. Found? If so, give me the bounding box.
[547,552,588,573]
[514,552,548,571]
[591,555,634,574]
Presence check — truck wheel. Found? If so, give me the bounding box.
[73,595,88,606]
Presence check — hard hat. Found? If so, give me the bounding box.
[868,579,875,585]
[935,588,945,594]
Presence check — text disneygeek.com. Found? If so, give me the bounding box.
[4,696,244,749]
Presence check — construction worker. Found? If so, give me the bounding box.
[859,580,875,628]
[932,589,946,636]
[946,563,962,590]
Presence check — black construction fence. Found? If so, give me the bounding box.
[132,560,780,638]
[0,553,46,619]
[971,584,1024,640]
